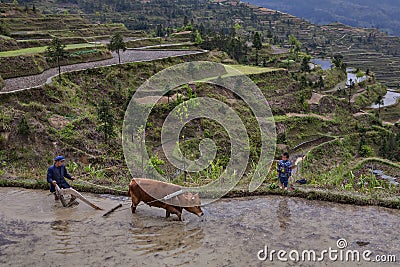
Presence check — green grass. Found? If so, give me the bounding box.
[0,43,102,57]
[197,64,284,82]
[0,35,13,40]
[273,115,289,122]
[225,64,283,75]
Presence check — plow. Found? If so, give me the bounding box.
[54,184,103,210]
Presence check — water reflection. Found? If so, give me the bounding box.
[370,90,400,108]
[347,68,366,84]
[310,58,332,71]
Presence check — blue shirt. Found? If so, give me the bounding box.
[47,164,72,192]
[277,160,292,178]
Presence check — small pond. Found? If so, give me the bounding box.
[370,90,400,108]
[346,67,367,84]
[310,58,332,71]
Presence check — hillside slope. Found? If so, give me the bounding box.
[0,0,399,202]
[6,0,400,87]
[247,0,400,36]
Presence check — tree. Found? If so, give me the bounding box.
[199,23,205,35]
[301,56,311,73]
[183,15,189,26]
[233,22,242,36]
[374,95,384,117]
[299,75,307,90]
[194,30,203,45]
[346,78,355,110]
[108,33,126,65]
[0,21,10,36]
[156,24,164,37]
[266,29,273,39]
[253,32,262,65]
[191,30,203,45]
[317,75,324,90]
[97,99,116,143]
[165,84,174,103]
[253,32,262,50]
[45,37,68,82]
[332,54,346,72]
[288,34,301,58]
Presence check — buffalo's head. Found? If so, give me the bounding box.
[183,192,203,217]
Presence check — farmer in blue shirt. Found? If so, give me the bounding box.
[47,156,75,201]
[277,152,292,190]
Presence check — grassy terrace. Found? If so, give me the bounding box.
[195,64,284,83]
[379,99,400,123]
[0,2,399,210]
[18,0,400,87]
[225,64,283,75]
[0,53,399,208]
[0,43,102,57]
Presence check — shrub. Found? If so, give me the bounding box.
[17,116,30,136]
[0,21,10,36]
[359,145,375,157]
[59,123,75,141]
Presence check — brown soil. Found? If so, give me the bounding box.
[307,92,324,105]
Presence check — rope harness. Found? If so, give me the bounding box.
[160,189,185,201]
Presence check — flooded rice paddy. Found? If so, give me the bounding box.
[0,187,399,266]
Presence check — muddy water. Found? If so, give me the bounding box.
[0,187,399,267]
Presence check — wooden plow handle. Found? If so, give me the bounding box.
[55,185,103,210]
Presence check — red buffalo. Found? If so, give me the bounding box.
[128,178,203,221]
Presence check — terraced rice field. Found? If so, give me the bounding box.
[0,43,100,57]
[1,49,206,93]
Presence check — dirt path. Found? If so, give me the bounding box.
[270,45,289,55]
[1,49,205,94]
[286,112,332,121]
[131,42,194,50]
[350,88,367,103]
